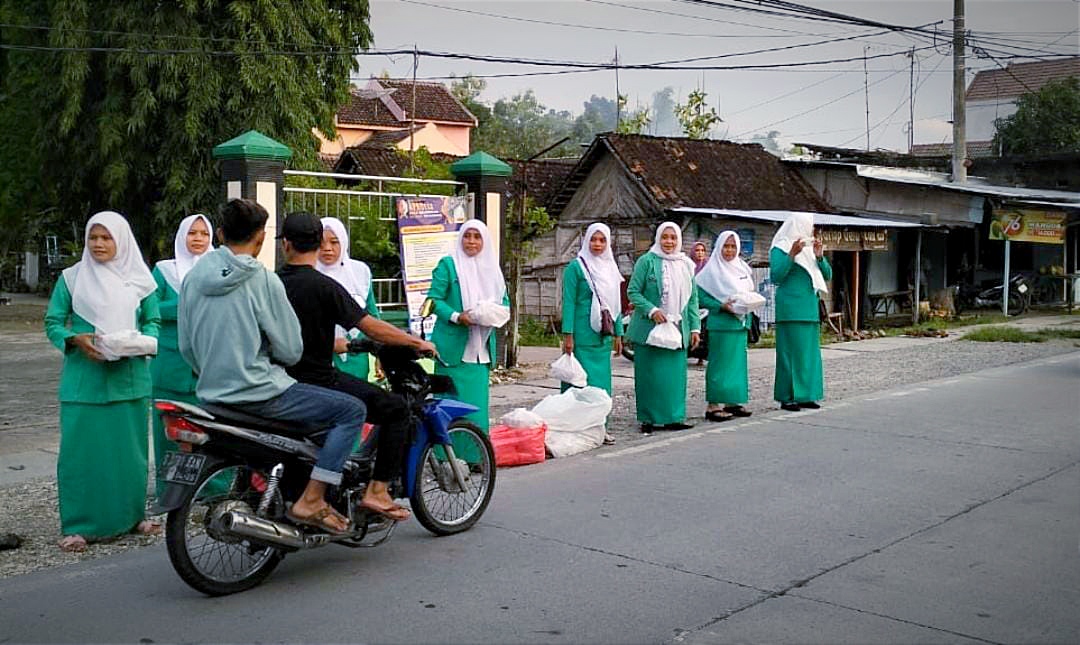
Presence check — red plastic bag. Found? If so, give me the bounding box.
[490,423,547,467]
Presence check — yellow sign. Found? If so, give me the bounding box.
[989,208,1066,244]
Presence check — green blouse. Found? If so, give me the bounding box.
[698,289,752,331]
[150,265,198,393]
[428,256,509,366]
[44,275,161,403]
[769,247,833,323]
[625,252,700,347]
[561,260,624,346]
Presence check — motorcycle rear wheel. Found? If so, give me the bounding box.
[165,463,285,596]
[410,420,496,536]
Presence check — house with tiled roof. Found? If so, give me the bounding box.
[316,78,477,157]
[912,56,1080,158]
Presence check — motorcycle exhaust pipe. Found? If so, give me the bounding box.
[221,510,315,549]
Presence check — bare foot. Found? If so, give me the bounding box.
[133,520,162,536]
[58,535,87,552]
[289,501,350,533]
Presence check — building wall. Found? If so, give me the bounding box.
[315,122,472,157]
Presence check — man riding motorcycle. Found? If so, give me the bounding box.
[179,199,363,534]
[276,212,436,522]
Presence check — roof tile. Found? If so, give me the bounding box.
[966,57,1080,101]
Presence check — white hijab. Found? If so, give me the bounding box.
[317,217,373,303]
[649,221,695,321]
[157,213,213,292]
[576,223,623,332]
[62,211,156,334]
[696,231,756,316]
[771,212,828,297]
[451,219,506,312]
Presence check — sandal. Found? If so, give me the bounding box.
[133,520,162,536]
[58,535,87,553]
[286,505,353,534]
[705,410,734,422]
[358,500,411,522]
[723,405,753,418]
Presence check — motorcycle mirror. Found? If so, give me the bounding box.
[419,298,435,319]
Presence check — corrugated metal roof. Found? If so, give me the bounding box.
[671,208,925,228]
[854,165,1080,204]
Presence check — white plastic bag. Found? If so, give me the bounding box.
[95,330,158,361]
[549,353,588,388]
[500,408,545,429]
[530,386,612,458]
[646,321,683,350]
[469,301,510,328]
[728,291,766,316]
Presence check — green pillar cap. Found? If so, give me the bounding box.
[212,130,293,161]
[450,151,512,178]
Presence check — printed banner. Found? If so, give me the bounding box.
[816,229,891,251]
[396,196,470,334]
[989,208,1066,244]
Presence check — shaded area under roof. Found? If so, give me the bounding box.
[672,208,925,228]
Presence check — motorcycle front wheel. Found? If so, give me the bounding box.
[165,463,285,596]
[410,420,496,536]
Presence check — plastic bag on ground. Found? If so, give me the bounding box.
[549,353,588,388]
[95,330,158,361]
[530,386,612,458]
[469,301,510,328]
[728,291,767,316]
[500,408,545,429]
[645,321,683,350]
[490,423,546,467]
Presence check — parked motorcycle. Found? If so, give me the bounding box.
[973,273,1030,315]
[619,308,709,362]
[154,329,495,596]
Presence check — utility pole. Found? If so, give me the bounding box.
[908,46,916,153]
[614,46,620,131]
[409,45,418,176]
[863,47,871,150]
[951,0,967,183]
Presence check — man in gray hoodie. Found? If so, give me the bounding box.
[179,199,361,534]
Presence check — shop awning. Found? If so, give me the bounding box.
[670,208,926,228]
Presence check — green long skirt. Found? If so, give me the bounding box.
[706,330,749,405]
[773,321,825,404]
[559,343,613,395]
[435,361,490,463]
[58,399,149,538]
[334,351,371,382]
[633,344,687,425]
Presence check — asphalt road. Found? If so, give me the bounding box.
[1,352,1078,644]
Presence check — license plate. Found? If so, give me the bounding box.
[161,452,206,485]
[1017,284,1028,294]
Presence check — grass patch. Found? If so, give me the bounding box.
[519,317,561,347]
[962,326,1047,343]
[1036,328,1080,340]
[879,312,1009,337]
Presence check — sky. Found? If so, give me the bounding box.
[363,0,1079,153]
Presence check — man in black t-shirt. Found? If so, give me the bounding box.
[277,212,436,522]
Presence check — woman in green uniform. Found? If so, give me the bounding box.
[696,231,757,421]
[44,211,161,552]
[626,222,700,434]
[317,217,381,381]
[428,220,508,432]
[560,223,624,444]
[770,212,831,411]
[150,213,212,498]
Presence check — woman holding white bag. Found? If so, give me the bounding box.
[428,220,509,432]
[559,223,624,444]
[625,222,700,434]
[696,230,761,421]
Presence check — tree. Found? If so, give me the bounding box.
[992,77,1080,156]
[571,95,617,141]
[675,89,722,140]
[649,86,680,136]
[0,0,372,260]
[471,89,576,159]
[449,74,492,131]
[616,94,650,135]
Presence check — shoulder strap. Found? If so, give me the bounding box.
[578,257,608,310]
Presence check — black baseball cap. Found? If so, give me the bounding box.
[278,211,323,247]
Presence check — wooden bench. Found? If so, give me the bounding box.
[868,290,911,317]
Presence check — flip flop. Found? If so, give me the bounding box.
[705,410,734,422]
[358,500,411,522]
[286,505,352,534]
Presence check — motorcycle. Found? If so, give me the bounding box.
[972,273,1031,315]
[153,317,495,596]
[619,307,709,362]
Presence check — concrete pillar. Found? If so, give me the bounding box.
[23,251,39,290]
[212,130,292,269]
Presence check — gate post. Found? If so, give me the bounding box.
[450,152,513,366]
[212,130,292,269]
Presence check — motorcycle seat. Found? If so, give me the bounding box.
[201,403,317,436]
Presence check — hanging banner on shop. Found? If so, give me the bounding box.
[989,208,1066,244]
[816,229,890,251]
[396,196,471,334]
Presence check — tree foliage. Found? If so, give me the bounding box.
[675,89,722,140]
[616,94,651,135]
[992,77,1080,156]
[0,0,373,260]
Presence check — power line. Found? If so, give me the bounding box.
[726,71,847,117]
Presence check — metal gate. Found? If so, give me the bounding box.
[282,169,465,317]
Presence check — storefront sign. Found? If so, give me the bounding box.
[395,196,470,334]
[817,228,890,251]
[989,208,1066,244]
